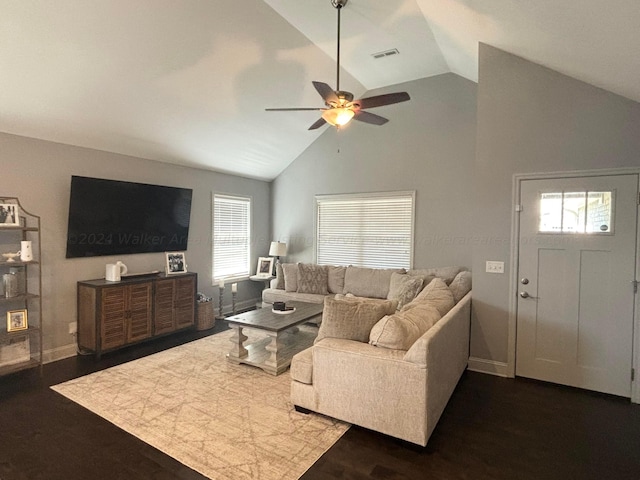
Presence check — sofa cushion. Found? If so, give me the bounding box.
[327,265,346,294]
[274,262,285,290]
[282,263,298,292]
[334,293,399,311]
[315,296,395,344]
[343,266,405,299]
[407,266,466,285]
[387,272,423,310]
[449,270,472,303]
[290,347,313,385]
[297,263,329,295]
[369,303,442,350]
[262,288,325,305]
[405,278,455,316]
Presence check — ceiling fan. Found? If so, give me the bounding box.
[266,0,410,130]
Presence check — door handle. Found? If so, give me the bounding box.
[520,291,531,298]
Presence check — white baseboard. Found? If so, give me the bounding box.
[43,343,78,364]
[467,356,510,377]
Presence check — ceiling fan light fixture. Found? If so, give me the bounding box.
[322,107,354,127]
[265,0,409,130]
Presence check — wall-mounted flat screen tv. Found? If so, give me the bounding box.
[66,176,193,258]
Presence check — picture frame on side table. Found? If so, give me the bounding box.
[256,257,274,277]
[166,251,187,275]
[7,309,28,332]
[0,203,20,226]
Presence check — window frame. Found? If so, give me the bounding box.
[212,193,252,284]
[315,191,415,269]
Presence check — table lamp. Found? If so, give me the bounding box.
[268,241,287,275]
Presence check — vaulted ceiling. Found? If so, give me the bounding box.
[1,1,638,180]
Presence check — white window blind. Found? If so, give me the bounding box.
[316,192,415,269]
[212,194,251,281]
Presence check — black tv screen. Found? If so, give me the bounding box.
[66,176,193,258]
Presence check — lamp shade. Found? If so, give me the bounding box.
[321,107,355,127]
[269,241,287,257]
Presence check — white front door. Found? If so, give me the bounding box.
[516,174,638,397]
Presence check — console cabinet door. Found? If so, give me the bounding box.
[153,276,195,334]
[101,286,127,350]
[175,275,196,329]
[127,282,153,343]
[154,279,176,335]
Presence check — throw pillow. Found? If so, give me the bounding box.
[275,262,285,290]
[449,270,472,303]
[327,265,346,294]
[282,263,298,292]
[315,296,395,344]
[405,277,455,316]
[297,263,329,295]
[387,272,424,310]
[369,303,441,350]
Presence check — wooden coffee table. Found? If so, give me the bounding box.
[224,301,324,375]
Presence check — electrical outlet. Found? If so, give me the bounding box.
[486,261,505,274]
[68,321,77,334]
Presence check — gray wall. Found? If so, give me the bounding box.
[472,44,640,364]
[272,73,478,269]
[0,132,270,361]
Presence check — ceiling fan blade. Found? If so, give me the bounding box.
[355,92,410,110]
[308,117,327,130]
[265,107,324,111]
[312,81,339,104]
[353,110,388,126]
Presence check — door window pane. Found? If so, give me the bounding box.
[538,191,613,234]
[586,192,612,233]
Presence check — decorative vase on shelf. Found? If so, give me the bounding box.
[3,273,18,298]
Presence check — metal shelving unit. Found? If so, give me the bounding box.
[0,198,42,376]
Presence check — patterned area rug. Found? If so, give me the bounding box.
[51,329,349,480]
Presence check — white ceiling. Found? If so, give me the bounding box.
[1,0,638,181]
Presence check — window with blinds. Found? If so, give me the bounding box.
[212,194,251,282]
[316,191,415,269]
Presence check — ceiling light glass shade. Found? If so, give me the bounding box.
[322,107,355,126]
[268,241,287,257]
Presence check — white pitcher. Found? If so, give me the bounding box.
[19,241,33,262]
[105,261,128,281]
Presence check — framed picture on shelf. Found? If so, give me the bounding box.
[256,257,274,277]
[0,203,20,226]
[7,309,28,332]
[166,251,187,275]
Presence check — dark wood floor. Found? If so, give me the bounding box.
[1,326,639,480]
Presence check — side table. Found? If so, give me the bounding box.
[249,275,274,308]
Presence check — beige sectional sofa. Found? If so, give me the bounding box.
[263,263,472,447]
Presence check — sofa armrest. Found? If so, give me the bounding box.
[270,278,279,289]
[403,291,471,440]
[403,291,471,365]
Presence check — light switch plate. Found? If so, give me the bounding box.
[486,261,504,274]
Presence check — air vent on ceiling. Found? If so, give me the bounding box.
[372,48,399,59]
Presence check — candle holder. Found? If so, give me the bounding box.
[232,291,237,315]
[217,286,225,320]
